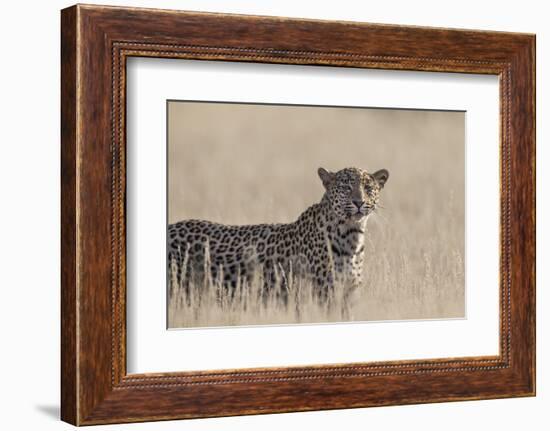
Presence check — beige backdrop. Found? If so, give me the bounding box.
[168,101,465,325]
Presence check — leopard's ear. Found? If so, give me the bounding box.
[372,169,389,188]
[318,168,335,189]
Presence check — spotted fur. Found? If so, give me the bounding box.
[168,167,389,315]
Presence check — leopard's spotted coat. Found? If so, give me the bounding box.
[168,167,389,315]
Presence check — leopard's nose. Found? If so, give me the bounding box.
[352,199,364,209]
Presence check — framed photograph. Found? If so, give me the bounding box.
[61,4,535,425]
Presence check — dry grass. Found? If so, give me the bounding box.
[167,102,465,328]
[168,251,357,328]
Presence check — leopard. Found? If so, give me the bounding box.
[167,167,389,317]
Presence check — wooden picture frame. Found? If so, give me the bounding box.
[61,4,535,425]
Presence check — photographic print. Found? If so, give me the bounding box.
[167,101,465,329]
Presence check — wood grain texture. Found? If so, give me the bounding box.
[60,4,535,425]
[60,5,78,425]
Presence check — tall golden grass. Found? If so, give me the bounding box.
[168,249,356,328]
[167,102,465,328]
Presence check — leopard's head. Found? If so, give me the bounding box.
[318,167,389,221]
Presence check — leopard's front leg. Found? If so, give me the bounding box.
[341,252,364,320]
